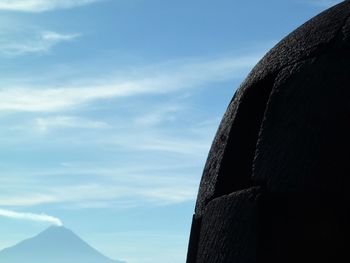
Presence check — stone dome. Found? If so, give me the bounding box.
[187,1,350,262]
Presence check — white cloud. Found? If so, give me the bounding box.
[0,50,267,210]
[134,106,181,127]
[41,31,80,41]
[35,116,108,132]
[54,183,198,207]
[139,187,196,205]
[0,30,80,56]
[0,208,62,226]
[0,194,57,206]
[0,175,199,208]
[0,54,261,112]
[0,0,101,12]
[117,136,210,156]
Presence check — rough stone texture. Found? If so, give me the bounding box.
[186,216,202,263]
[258,192,347,262]
[196,187,261,263]
[253,52,350,193]
[195,0,350,217]
[187,1,350,262]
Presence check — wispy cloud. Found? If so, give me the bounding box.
[35,116,108,132]
[0,174,199,208]
[0,194,57,206]
[0,208,62,226]
[134,105,181,127]
[0,184,196,208]
[0,49,267,211]
[0,0,101,12]
[0,30,80,56]
[41,31,80,41]
[0,54,261,112]
[111,135,211,156]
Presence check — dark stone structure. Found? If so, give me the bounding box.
[187,1,350,262]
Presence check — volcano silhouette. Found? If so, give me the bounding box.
[0,226,125,263]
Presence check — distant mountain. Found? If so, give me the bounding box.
[0,225,125,263]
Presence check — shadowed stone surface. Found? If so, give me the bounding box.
[254,53,350,193]
[187,1,350,262]
[257,192,347,262]
[197,187,261,263]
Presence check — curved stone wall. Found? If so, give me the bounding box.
[187,1,350,262]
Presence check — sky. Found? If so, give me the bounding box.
[0,0,343,262]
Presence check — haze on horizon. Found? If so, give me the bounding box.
[0,0,341,262]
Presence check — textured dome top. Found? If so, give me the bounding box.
[187,2,350,263]
[195,0,350,216]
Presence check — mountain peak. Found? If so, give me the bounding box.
[41,225,72,235]
[0,226,125,263]
[47,224,65,229]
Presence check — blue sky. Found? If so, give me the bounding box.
[0,0,342,262]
